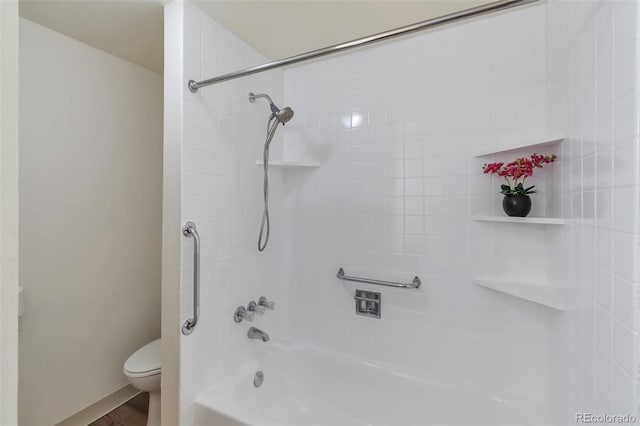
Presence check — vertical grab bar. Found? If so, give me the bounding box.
[182,222,200,335]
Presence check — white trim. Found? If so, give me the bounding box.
[474,215,565,225]
[53,385,141,426]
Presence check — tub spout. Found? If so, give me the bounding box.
[247,327,269,342]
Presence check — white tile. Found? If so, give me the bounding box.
[614,42,637,99]
[182,3,202,57]
[446,155,468,176]
[596,189,613,230]
[405,158,423,178]
[404,121,423,140]
[613,0,637,51]
[405,177,423,196]
[613,275,638,332]
[405,140,424,159]
[405,197,424,216]
[612,363,638,416]
[614,90,639,144]
[425,216,446,236]
[424,197,445,216]
[350,144,368,162]
[595,305,612,355]
[404,235,424,254]
[386,160,404,178]
[405,216,424,235]
[424,177,445,197]
[386,215,404,234]
[183,100,202,129]
[613,138,639,188]
[613,232,639,282]
[424,157,445,177]
[595,267,613,313]
[583,154,596,190]
[612,320,639,381]
[183,125,202,150]
[613,187,640,233]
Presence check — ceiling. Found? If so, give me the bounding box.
[20,0,495,75]
[20,1,167,73]
[192,0,494,60]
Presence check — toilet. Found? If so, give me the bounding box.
[124,338,161,426]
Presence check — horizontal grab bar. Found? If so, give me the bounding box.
[336,268,421,289]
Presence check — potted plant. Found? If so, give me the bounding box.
[482,153,556,217]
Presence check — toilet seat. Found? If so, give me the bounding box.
[124,338,161,378]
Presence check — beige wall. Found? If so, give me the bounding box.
[160,2,180,425]
[0,1,19,425]
[18,19,162,426]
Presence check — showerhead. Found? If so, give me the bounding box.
[249,92,294,124]
[276,107,294,124]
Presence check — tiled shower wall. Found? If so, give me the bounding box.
[168,2,287,423]
[547,0,640,421]
[167,0,640,423]
[281,3,564,418]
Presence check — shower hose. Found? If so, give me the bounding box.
[258,115,281,252]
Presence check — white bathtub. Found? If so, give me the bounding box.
[194,341,551,426]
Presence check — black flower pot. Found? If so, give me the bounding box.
[502,195,531,217]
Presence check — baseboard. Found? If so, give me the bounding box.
[54,384,141,426]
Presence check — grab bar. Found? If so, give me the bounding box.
[336,268,421,289]
[182,222,200,335]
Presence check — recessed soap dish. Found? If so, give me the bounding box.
[354,289,381,319]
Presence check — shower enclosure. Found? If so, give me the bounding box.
[163,0,640,424]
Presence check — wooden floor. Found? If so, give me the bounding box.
[89,393,148,426]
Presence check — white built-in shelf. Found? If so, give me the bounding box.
[473,136,564,158]
[474,216,565,225]
[256,160,321,167]
[474,278,565,311]
[472,136,565,311]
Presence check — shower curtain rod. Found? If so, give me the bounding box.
[187,0,538,92]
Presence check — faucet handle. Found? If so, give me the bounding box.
[234,306,254,323]
[258,296,275,310]
[247,301,265,315]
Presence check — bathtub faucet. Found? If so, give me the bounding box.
[247,327,269,342]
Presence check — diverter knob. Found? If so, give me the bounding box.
[258,296,275,310]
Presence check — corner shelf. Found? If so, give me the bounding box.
[255,160,321,168]
[473,136,564,158]
[474,278,565,311]
[471,136,565,312]
[474,216,565,225]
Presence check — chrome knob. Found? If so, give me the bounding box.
[258,296,275,310]
[234,305,254,323]
[247,300,265,315]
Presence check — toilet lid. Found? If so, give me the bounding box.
[124,338,161,376]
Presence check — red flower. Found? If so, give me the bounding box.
[481,152,556,195]
[483,162,504,174]
[531,153,557,168]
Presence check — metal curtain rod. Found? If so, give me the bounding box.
[188,0,538,92]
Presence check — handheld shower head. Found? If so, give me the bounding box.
[249,92,294,124]
[249,91,295,252]
[276,107,294,124]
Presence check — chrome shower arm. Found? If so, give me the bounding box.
[250,92,282,118]
[249,92,275,106]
